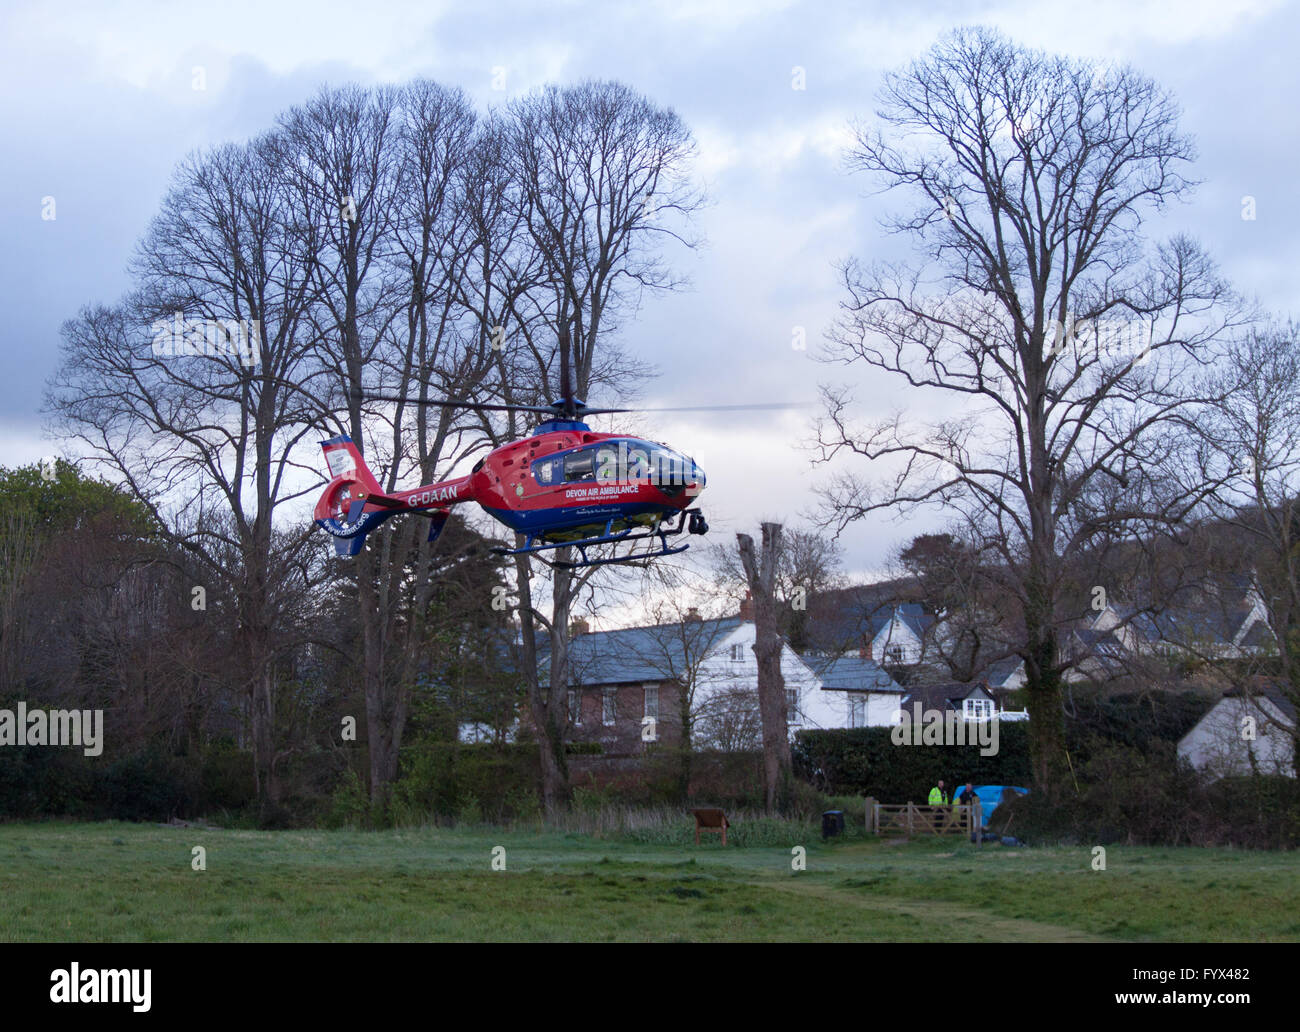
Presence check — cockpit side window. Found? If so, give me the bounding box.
[563,449,595,482]
[626,444,650,483]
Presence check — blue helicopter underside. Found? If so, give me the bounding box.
[483,500,672,537]
[484,501,704,567]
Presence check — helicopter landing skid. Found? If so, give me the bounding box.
[495,508,707,569]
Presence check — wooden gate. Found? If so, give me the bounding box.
[865,798,980,837]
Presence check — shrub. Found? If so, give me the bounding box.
[793,724,1033,800]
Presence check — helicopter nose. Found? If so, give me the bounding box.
[690,461,706,495]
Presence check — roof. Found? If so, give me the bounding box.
[902,681,994,711]
[979,655,1024,686]
[804,651,902,694]
[1225,679,1297,723]
[870,603,935,644]
[1240,620,1274,649]
[801,582,936,653]
[540,617,742,687]
[1107,600,1256,648]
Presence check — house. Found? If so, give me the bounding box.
[978,654,1026,691]
[802,584,936,663]
[803,650,904,727]
[865,603,935,667]
[1064,627,1131,683]
[546,593,921,752]
[1177,681,1296,779]
[899,681,1028,723]
[553,615,739,753]
[1087,583,1273,663]
[549,606,829,754]
[691,616,825,744]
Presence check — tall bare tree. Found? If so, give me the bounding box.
[712,526,844,649]
[815,28,1238,796]
[48,132,330,803]
[501,80,703,814]
[279,82,493,808]
[1196,319,1300,771]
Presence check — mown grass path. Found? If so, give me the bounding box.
[0,823,1295,941]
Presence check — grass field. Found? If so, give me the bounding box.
[0,821,1297,941]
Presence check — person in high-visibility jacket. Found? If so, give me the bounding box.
[927,780,948,830]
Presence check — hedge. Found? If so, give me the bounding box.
[793,723,1032,800]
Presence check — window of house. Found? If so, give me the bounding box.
[885,644,907,665]
[602,687,617,726]
[729,643,745,662]
[644,685,658,719]
[786,689,799,721]
[568,690,581,725]
[849,696,866,728]
[964,698,992,721]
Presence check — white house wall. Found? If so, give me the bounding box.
[694,623,823,733]
[1178,697,1295,779]
[872,612,923,665]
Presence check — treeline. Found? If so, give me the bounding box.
[0,461,518,825]
[794,688,1300,848]
[35,76,701,819]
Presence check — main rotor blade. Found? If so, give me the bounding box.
[580,402,816,415]
[359,394,561,415]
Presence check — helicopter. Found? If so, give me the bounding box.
[314,335,802,569]
[314,395,713,569]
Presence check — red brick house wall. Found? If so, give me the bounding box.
[566,679,687,754]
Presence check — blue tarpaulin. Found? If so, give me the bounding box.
[968,785,1028,827]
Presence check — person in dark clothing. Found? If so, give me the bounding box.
[958,782,978,840]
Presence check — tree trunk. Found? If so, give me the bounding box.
[514,540,572,817]
[738,524,791,813]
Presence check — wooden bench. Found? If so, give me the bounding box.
[691,807,729,846]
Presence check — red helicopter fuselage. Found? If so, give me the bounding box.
[314,418,707,562]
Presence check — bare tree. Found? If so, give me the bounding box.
[501,80,703,814]
[1195,319,1300,771]
[48,132,330,804]
[815,28,1238,796]
[711,526,844,649]
[279,82,493,809]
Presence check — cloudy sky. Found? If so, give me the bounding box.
[3,0,1298,591]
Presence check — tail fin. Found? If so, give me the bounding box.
[319,435,382,494]
[315,435,390,557]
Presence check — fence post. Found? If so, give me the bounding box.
[975,798,983,847]
[865,796,876,834]
[907,802,913,837]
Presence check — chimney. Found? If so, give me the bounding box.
[739,591,754,622]
[685,607,702,622]
[859,639,873,662]
[570,618,589,637]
